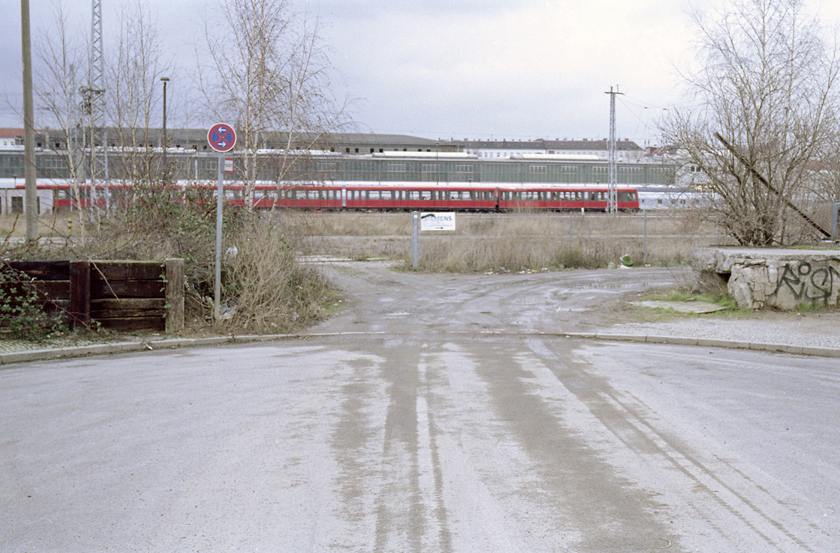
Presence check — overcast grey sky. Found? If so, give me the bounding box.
[2,0,839,146]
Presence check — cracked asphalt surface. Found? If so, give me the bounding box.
[2,263,839,552]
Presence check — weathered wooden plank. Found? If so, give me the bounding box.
[0,299,70,312]
[97,317,166,332]
[91,298,166,319]
[70,261,91,330]
[92,308,166,319]
[92,298,166,310]
[91,280,166,300]
[3,260,71,280]
[91,262,165,282]
[0,280,70,300]
[166,258,185,333]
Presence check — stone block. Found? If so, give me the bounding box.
[692,247,840,310]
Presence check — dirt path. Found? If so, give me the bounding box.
[311,261,840,350]
[311,262,689,336]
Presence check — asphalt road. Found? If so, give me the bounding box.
[2,264,838,552]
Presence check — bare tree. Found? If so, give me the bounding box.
[107,0,171,184]
[662,0,840,246]
[34,1,88,242]
[199,0,348,210]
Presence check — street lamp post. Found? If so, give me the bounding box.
[160,77,169,179]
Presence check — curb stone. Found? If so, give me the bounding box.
[2,330,839,366]
[564,332,840,358]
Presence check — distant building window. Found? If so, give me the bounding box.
[11,196,23,214]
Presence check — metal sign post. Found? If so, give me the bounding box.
[207,123,237,321]
[411,211,420,269]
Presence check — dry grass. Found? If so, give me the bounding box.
[285,209,730,272]
[0,213,81,242]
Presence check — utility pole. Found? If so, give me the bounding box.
[605,85,623,213]
[21,0,38,244]
[88,0,107,218]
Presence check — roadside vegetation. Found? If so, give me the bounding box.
[0,186,335,336]
[285,209,729,273]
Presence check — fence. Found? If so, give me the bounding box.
[1,259,184,332]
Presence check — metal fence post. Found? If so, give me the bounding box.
[569,210,573,247]
[411,211,420,268]
[643,201,648,265]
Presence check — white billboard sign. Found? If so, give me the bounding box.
[420,212,456,231]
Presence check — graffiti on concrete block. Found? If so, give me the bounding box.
[772,262,840,303]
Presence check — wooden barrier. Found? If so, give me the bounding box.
[1,259,184,332]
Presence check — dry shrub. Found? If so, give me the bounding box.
[223,220,331,333]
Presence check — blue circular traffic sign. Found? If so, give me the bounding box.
[207,123,237,152]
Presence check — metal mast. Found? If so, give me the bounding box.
[605,85,623,213]
[85,0,108,217]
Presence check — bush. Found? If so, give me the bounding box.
[0,266,69,342]
[221,219,331,333]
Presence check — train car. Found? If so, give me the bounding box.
[43,181,640,213]
[497,187,639,211]
[248,184,499,211]
[344,185,499,211]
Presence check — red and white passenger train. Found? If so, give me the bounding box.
[5,181,640,214]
